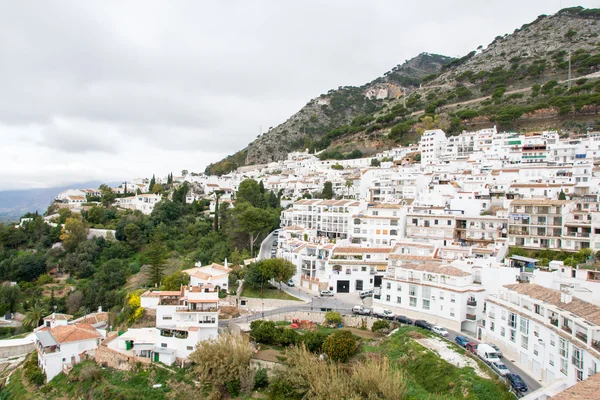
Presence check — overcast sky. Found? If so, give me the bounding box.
[0,0,597,190]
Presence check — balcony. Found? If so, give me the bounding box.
[593,340,600,352]
[466,314,477,321]
[467,300,477,307]
[575,331,588,343]
[564,232,591,238]
[176,306,218,313]
[562,325,572,334]
[550,318,559,327]
[488,312,496,319]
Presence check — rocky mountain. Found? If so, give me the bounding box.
[207,7,600,175]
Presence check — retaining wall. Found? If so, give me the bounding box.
[0,337,35,359]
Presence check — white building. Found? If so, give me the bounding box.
[115,194,162,214]
[35,323,102,382]
[419,129,447,165]
[183,263,232,290]
[483,283,600,387]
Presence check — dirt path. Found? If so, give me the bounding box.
[416,337,489,379]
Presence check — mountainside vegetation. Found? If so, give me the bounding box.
[207,6,600,175]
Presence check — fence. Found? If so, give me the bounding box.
[219,305,356,327]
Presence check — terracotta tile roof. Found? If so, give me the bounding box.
[389,254,434,261]
[44,313,73,321]
[503,284,600,325]
[50,323,101,343]
[72,312,108,325]
[399,262,471,277]
[334,247,392,254]
[510,183,574,188]
[141,290,181,298]
[545,362,600,399]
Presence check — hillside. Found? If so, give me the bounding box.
[207,6,600,175]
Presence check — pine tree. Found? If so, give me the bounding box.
[146,236,168,286]
[149,174,156,193]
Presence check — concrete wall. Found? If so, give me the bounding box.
[258,311,382,330]
[0,337,35,358]
[94,344,150,371]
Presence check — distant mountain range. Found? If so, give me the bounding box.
[0,181,117,223]
[206,6,600,175]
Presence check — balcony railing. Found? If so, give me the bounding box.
[466,314,477,321]
[467,300,477,307]
[550,318,559,327]
[564,232,591,238]
[176,306,218,312]
[592,340,600,352]
[575,331,588,343]
[562,325,572,334]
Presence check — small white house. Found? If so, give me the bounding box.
[183,263,232,289]
[35,323,102,382]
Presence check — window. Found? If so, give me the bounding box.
[450,308,455,317]
[520,317,529,334]
[409,297,417,307]
[508,313,517,328]
[396,284,401,292]
[572,345,583,370]
[412,218,418,225]
[163,315,173,320]
[560,357,568,376]
[356,280,363,291]
[386,295,391,302]
[396,297,401,304]
[386,282,391,289]
[422,287,431,299]
[434,220,439,225]
[501,327,506,337]
[490,321,495,331]
[447,220,452,226]
[501,310,507,321]
[534,304,543,315]
[409,284,417,296]
[423,299,430,310]
[550,334,556,346]
[450,294,456,303]
[521,335,529,350]
[510,329,516,342]
[559,338,568,358]
[161,343,167,348]
[439,291,444,300]
[549,354,554,366]
[373,211,379,216]
[186,346,193,351]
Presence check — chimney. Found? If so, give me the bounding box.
[560,291,573,304]
[98,306,102,313]
[224,258,228,268]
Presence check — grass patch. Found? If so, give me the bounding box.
[241,285,302,301]
[370,327,514,400]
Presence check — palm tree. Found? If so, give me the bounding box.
[23,302,47,331]
[344,180,353,198]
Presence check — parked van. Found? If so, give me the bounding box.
[476,344,501,364]
[372,307,394,319]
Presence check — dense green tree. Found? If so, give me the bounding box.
[149,175,156,193]
[145,236,168,286]
[60,217,88,252]
[370,158,381,167]
[322,181,334,200]
[237,179,266,208]
[558,190,567,200]
[99,184,116,208]
[232,203,276,256]
[151,200,182,225]
[172,182,189,204]
[322,330,359,362]
[124,223,144,249]
[13,254,47,282]
[86,206,107,225]
[23,301,47,331]
[0,283,21,315]
[162,270,190,290]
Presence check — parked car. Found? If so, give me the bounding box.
[395,315,413,325]
[287,279,295,287]
[414,320,431,330]
[485,342,503,357]
[270,249,277,258]
[432,325,449,337]
[359,290,373,299]
[491,361,510,376]
[319,290,334,297]
[476,344,501,364]
[372,307,395,319]
[272,240,278,247]
[454,335,470,347]
[352,305,372,315]
[465,342,478,354]
[506,373,528,392]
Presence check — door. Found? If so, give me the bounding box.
[337,280,350,293]
[532,360,541,378]
[154,353,159,362]
[374,275,382,287]
[520,352,529,369]
[546,369,554,383]
[355,280,363,291]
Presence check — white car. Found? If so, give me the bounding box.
[432,326,449,337]
[491,361,510,376]
[319,290,335,297]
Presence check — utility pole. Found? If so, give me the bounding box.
[568,49,572,91]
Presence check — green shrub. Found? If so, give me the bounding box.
[254,367,269,388]
[324,311,343,326]
[372,320,390,332]
[322,330,359,362]
[301,330,330,353]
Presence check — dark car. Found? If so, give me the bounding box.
[414,320,431,330]
[506,373,528,392]
[395,315,413,325]
[455,335,470,348]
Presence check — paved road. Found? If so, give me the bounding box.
[442,327,541,393]
[257,231,278,261]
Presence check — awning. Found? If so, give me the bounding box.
[510,255,539,263]
[36,331,57,347]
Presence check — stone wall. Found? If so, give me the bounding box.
[258,311,380,330]
[94,342,150,371]
[0,338,35,359]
